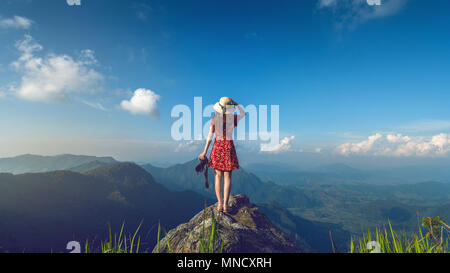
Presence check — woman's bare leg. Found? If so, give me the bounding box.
[223,171,232,212]
[214,169,224,211]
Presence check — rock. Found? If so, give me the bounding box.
[152,194,302,253]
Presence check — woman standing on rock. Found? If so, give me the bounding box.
[198,97,245,213]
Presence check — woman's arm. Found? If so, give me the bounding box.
[231,99,245,121]
[198,124,215,160]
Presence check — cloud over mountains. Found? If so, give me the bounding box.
[336,133,450,157]
[260,136,296,154]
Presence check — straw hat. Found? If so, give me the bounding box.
[213,97,236,114]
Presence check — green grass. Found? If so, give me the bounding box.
[87,206,224,253]
[197,206,224,253]
[84,215,450,254]
[84,221,143,253]
[350,217,450,253]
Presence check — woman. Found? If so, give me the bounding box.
[198,97,245,213]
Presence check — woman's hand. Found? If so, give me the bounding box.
[198,152,206,161]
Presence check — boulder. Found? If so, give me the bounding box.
[152,194,302,253]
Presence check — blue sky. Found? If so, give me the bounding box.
[1,0,450,165]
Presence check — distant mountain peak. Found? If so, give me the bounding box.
[69,160,116,173]
[86,162,157,187]
[0,154,118,175]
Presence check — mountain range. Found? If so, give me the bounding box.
[0,155,346,252]
[245,162,450,185]
[141,159,320,209]
[142,158,450,250]
[0,162,212,252]
[0,154,117,174]
[1,154,449,253]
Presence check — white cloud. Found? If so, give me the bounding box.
[335,133,450,157]
[80,99,107,111]
[132,2,154,21]
[319,0,337,8]
[0,15,33,29]
[0,92,5,99]
[260,136,296,153]
[10,35,103,102]
[120,88,161,119]
[386,133,411,143]
[318,0,407,28]
[79,49,98,65]
[174,140,203,153]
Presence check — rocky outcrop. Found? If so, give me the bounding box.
[152,194,302,253]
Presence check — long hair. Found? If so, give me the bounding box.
[213,111,227,136]
[213,111,237,138]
